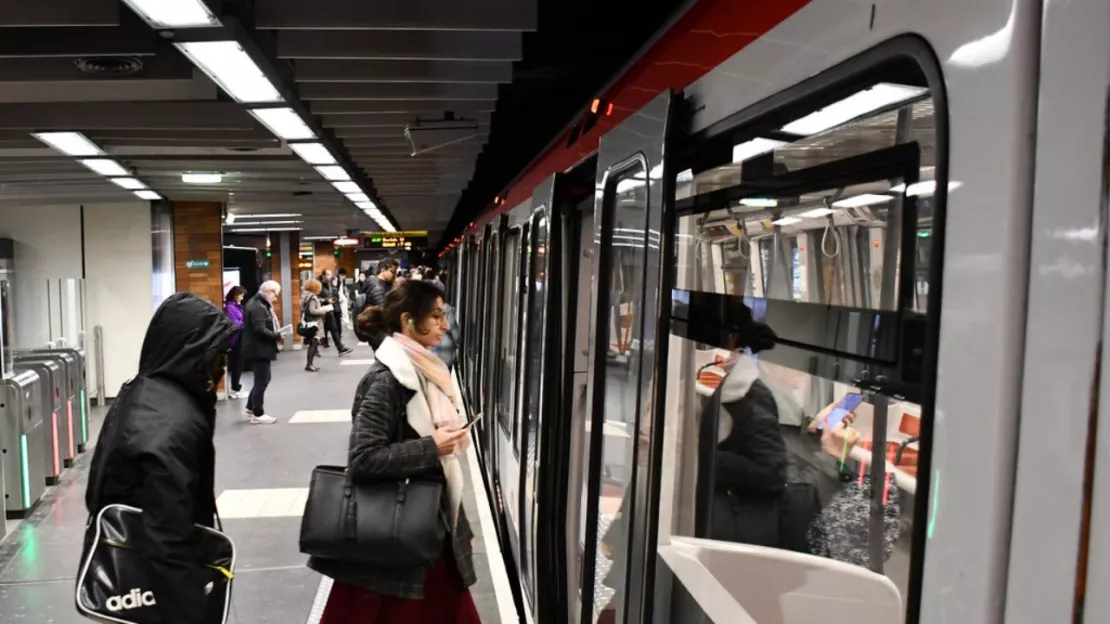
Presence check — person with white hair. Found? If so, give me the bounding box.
[241,280,282,424]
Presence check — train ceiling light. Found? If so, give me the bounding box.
[780,83,928,136]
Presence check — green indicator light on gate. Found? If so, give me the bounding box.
[19,433,31,509]
[79,388,88,443]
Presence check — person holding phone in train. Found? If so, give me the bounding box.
[311,280,480,623]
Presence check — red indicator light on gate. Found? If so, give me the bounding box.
[606,102,614,116]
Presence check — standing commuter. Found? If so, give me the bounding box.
[359,260,396,315]
[300,279,331,372]
[223,286,247,399]
[310,280,481,623]
[84,293,235,624]
[337,268,353,330]
[241,280,282,425]
[320,269,353,356]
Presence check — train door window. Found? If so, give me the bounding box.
[499,229,523,436]
[657,55,939,623]
[588,162,650,623]
[521,209,548,601]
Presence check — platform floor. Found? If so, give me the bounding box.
[0,338,511,623]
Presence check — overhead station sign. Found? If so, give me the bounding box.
[362,231,428,250]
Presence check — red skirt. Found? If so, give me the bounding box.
[319,552,481,624]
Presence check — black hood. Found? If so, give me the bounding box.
[139,293,236,398]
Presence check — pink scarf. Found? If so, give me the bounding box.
[392,333,459,429]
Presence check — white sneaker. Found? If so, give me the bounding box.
[250,415,277,425]
[228,390,244,399]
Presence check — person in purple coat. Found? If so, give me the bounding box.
[223,286,247,399]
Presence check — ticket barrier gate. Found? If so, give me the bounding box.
[15,359,63,485]
[16,352,78,467]
[34,347,88,453]
[1,370,44,519]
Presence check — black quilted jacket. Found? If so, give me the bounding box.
[307,362,477,598]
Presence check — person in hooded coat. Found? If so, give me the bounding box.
[84,292,236,624]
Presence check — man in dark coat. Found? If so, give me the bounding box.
[241,280,282,424]
[84,292,235,624]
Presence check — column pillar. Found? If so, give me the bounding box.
[171,201,223,304]
[270,231,302,348]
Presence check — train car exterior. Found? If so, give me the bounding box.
[443,0,1110,623]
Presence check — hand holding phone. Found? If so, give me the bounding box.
[818,393,863,431]
[460,413,484,430]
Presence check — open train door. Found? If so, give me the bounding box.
[577,90,677,624]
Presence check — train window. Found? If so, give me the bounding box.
[590,161,650,623]
[521,210,548,595]
[657,60,939,623]
[498,230,523,437]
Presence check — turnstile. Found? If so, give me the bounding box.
[35,347,88,453]
[15,358,63,485]
[1,370,44,518]
[16,351,77,467]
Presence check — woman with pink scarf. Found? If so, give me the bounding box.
[309,280,480,624]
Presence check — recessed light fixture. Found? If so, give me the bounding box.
[771,216,802,226]
[315,166,350,182]
[121,0,220,28]
[228,220,303,226]
[110,177,147,190]
[176,41,282,104]
[831,193,895,208]
[332,181,360,194]
[732,139,787,164]
[182,172,224,184]
[250,107,315,141]
[781,83,929,136]
[135,190,162,201]
[738,197,778,208]
[799,207,836,218]
[289,142,336,166]
[238,213,303,219]
[347,193,370,203]
[79,159,129,177]
[32,132,104,157]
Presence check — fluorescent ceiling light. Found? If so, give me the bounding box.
[121,0,220,28]
[32,132,103,157]
[890,180,963,197]
[732,138,787,164]
[290,142,336,166]
[799,207,836,218]
[176,41,282,104]
[236,213,302,219]
[781,83,929,136]
[227,220,302,226]
[250,107,315,141]
[79,159,128,177]
[347,193,370,203]
[738,197,778,208]
[355,201,376,210]
[332,181,361,194]
[315,166,350,181]
[182,172,223,184]
[772,217,802,226]
[229,227,302,233]
[135,190,162,201]
[110,177,146,190]
[831,193,895,208]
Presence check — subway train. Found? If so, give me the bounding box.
[439,1,1110,623]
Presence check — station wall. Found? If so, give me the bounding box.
[0,202,153,399]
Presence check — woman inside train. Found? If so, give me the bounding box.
[310,279,481,623]
[707,306,901,568]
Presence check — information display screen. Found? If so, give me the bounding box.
[362,231,429,250]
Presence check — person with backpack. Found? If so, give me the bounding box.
[83,293,236,624]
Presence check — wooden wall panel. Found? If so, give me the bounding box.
[172,201,223,305]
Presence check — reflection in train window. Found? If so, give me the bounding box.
[590,162,649,624]
[499,230,522,437]
[656,66,939,623]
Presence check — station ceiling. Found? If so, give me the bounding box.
[0,0,686,243]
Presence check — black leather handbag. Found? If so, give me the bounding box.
[299,466,445,571]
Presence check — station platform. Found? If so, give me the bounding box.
[0,340,513,623]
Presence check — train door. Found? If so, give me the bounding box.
[519,176,555,617]
[578,91,676,624]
